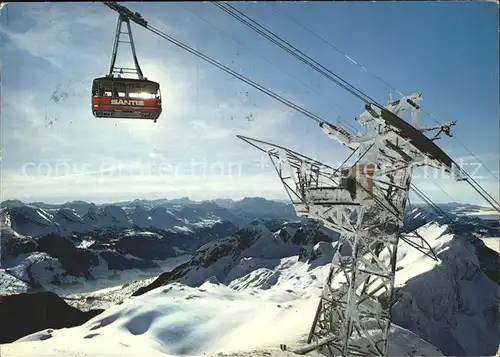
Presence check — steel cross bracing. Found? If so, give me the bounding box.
[238,93,459,357]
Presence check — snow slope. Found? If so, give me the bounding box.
[2,202,498,357]
[3,282,443,357]
[481,237,499,253]
[0,218,236,295]
[391,224,499,356]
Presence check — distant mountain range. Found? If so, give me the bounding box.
[1,197,498,356]
[0,197,294,211]
[0,197,302,295]
[1,197,496,297]
[0,197,298,237]
[1,197,493,237]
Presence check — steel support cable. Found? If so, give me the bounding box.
[237,137,438,262]
[377,187,439,260]
[212,1,377,106]
[410,178,454,222]
[408,181,500,281]
[268,3,500,182]
[410,184,454,224]
[400,190,440,262]
[268,2,400,98]
[332,145,360,178]
[411,185,442,217]
[453,159,500,209]
[414,166,499,220]
[341,147,453,228]
[325,143,438,259]
[213,1,500,211]
[102,1,329,125]
[325,149,444,261]
[416,167,460,206]
[423,109,500,182]
[348,170,439,261]
[179,4,352,119]
[334,149,441,260]
[455,163,499,204]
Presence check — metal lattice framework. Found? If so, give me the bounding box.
[96,5,497,354]
[238,93,460,356]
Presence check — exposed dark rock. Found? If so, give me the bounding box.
[447,221,500,284]
[98,250,160,271]
[133,224,338,297]
[391,230,500,357]
[132,267,181,297]
[132,227,263,296]
[37,234,100,277]
[0,291,103,343]
[8,237,38,256]
[114,233,175,261]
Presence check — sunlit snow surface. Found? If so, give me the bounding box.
[3,222,498,356]
[3,281,442,357]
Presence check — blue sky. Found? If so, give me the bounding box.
[1,1,498,205]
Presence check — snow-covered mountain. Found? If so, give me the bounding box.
[3,217,498,356]
[1,199,496,297]
[0,197,302,293]
[133,221,337,295]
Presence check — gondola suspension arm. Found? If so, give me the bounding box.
[107,10,144,79]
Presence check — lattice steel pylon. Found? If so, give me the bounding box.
[238,93,460,356]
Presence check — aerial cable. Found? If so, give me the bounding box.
[267,3,407,101]
[432,112,500,182]
[214,2,499,213]
[424,110,499,181]
[345,165,439,260]
[102,1,330,125]
[104,2,498,214]
[410,183,454,224]
[453,165,500,213]
[456,165,499,204]
[179,3,351,119]
[416,167,460,207]
[269,3,500,182]
[211,1,378,106]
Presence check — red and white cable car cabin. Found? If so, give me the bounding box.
[91,77,162,122]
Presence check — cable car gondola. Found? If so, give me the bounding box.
[91,77,161,121]
[91,10,162,123]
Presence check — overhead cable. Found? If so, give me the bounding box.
[268,3,500,182]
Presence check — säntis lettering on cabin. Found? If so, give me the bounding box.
[110,99,145,106]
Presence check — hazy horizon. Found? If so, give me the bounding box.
[2,2,498,206]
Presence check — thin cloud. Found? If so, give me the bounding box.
[4,2,496,206]
[2,169,287,203]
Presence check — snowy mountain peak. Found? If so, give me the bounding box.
[0,198,498,357]
[0,198,300,239]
